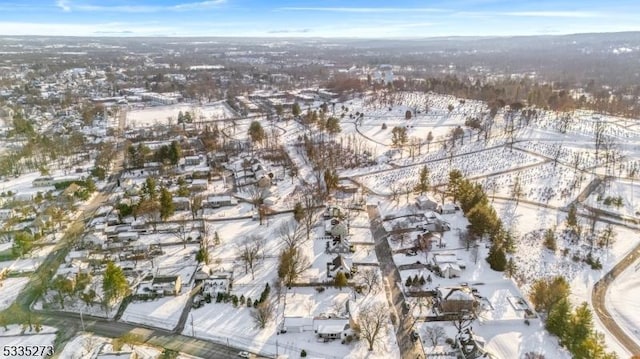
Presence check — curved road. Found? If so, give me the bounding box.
[592,243,640,357]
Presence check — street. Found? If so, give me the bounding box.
[367,205,423,359]
[40,311,256,359]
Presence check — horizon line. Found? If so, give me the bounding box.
[1,29,638,40]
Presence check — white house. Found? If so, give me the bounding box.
[282,316,314,333]
[416,196,438,210]
[432,253,465,278]
[313,318,351,340]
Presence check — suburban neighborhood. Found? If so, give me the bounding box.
[0,29,640,359]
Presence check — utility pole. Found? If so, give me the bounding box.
[191,313,195,337]
[80,310,85,331]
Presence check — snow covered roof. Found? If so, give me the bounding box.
[438,287,474,301]
[283,316,314,327]
[433,253,458,264]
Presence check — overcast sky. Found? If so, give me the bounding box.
[0,0,638,37]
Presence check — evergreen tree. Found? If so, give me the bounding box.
[567,302,594,353]
[486,243,507,271]
[169,141,181,165]
[102,261,130,311]
[546,298,571,340]
[334,272,348,289]
[159,187,174,221]
[414,165,430,195]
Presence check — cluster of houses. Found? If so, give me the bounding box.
[323,205,357,279]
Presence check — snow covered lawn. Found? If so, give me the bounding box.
[0,277,29,310]
[121,291,191,330]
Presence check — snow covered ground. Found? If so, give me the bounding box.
[126,102,237,128]
[58,332,203,359]
[183,287,399,359]
[0,277,29,310]
[121,291,192,330]
[0,325,57,359]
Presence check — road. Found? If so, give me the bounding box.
[367,205,423,359]
[592,243,640,357]
[39,311,261,359]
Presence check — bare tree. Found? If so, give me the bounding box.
[251,300,275,329]
[451,307,475,334]
[278,220,304,249]
[357,301,389,351]
[331,299,347,316]
[238,235,263,280]
[247,184,265,208]
[424,325,446,347]
[171,220,192,249]
[300,185,319,240]
[356,268,381,295]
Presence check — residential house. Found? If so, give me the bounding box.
[172,197,190,211]
[282,316,314,333]
[432,253,465,278]
[190,179,208,192]
[314,318,351,340]
[206,195,237,208]
[326,237,354,255]
[32,176,81,187]
[323,205,343,219]
[436,286,477,314]
[116,231,139,242]
[415,196,438,210]
[184,155,202,166]
[438,203,457,214]
[327,255,355,278]
[152,275,182,296]
[329,220,348,240]
[195,266,233,297]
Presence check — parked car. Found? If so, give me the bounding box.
[238,351,250,358]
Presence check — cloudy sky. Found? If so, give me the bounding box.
[0,0,638,37]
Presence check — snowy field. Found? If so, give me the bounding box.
[357,147,544,195]
[126,102,237,128]
[121,291,191,330]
